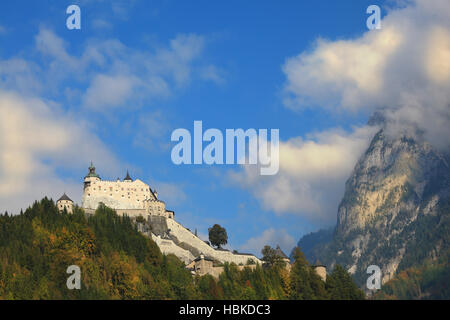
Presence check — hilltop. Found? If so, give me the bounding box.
[0,198,363,300]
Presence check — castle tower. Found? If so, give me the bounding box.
[57,193,74,214]
[275,245,292,271]
[313,260,327,282]
[80,164,175,219]
[84,161,101,190]
[124,170,133,182]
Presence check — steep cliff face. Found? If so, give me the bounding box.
[309,128,450,286]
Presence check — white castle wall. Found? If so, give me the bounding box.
[151,235,195,264]
[82,178,156,210]
[165,218,261,265]
[57,199,73,214]
[82,176,174,219]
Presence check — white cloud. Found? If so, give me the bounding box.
[133,111,171,151]
[240,228,296,257]
[282,0,450,150]
[35,28,74,64]
[150,33,206,87]
[200,65,226,85]
[83,74,139,109]
[230,0,450,224]
[30,28,217,111]
[230,125,378,223]
[0,58,42,93]
[0,91,120,213]
[0,25,6,34]
[92,19,113,31]
[152,182,187,206]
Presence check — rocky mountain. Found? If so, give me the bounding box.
[301,125,450,288]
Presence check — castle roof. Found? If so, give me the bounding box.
[85,161,100,179]
[312,259,326,268]
[124,170,133,181]
[275,245,289,259]
[57,193,73,202]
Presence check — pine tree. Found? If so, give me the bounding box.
[326,265,365,300]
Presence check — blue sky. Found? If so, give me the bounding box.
[1,0,449,257]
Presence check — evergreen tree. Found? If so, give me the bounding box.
[0,198,368,300]
[326,265,365,300]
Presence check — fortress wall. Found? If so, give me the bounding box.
[165,218,261,265]
[82,179,153,210]
[151,234,195,264]
[147,200,166,216]
[194,261,257,279]
[115,209,148,218]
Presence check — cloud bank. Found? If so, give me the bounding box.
[0,91,120,213]
[230,126,378,223]
[32,28,214,111]
[232,0,450,224]
[283,0,450,149]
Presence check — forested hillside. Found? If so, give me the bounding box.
[0,198,363,300]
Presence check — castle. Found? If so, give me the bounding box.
[56,164,327,280]
[80,162,174,219]
[56,163,263,276]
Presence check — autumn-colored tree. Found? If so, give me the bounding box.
[0,198,368,300]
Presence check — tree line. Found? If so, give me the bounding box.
[0,198,364,300]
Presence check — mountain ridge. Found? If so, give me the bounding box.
[296,125,450,293]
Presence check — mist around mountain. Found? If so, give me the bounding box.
[296,119,450,299]
[292,228,333,264]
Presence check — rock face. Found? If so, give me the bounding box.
[306,128,450,286]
